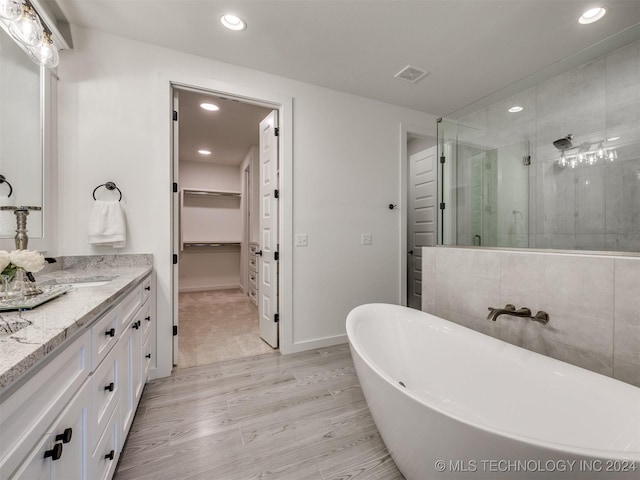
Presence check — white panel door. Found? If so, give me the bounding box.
[171,89,179,365]
[258,111,279,348]
[407,146,436,310]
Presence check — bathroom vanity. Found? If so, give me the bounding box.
[0,255,155,480]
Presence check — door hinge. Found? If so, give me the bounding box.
[440,156,446,164]
[274,189,279,199]
[173,325,178,336]
[173,254,178,265]
[274,251,279,261]
[523,155,531,166]
[274,313,279,323]
[439,202,446,210]
[274,127,279,137]
[173,110,178,121]
[173,182,178,193]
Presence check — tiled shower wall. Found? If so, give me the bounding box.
[454,39,640,252]
[421,246,640,388]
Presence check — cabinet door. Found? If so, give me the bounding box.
[11,381,90,480]
[50,381,90,480]
[119,316,142,440]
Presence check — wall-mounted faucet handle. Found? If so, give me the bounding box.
[532,311,550,324]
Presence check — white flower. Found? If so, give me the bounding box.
[0,250,9,273]
[9,250,45,273]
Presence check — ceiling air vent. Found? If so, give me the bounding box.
[394,65,430,84]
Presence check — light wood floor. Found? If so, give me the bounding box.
[178,289,274,368]
[114,344,404,480]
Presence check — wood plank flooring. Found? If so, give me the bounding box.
[114,344,404,480]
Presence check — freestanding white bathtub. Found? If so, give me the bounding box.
[347,304,640,479]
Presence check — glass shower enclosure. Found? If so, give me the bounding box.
[437,119,530,248]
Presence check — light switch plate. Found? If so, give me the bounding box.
[362,233,373,245]
[295,234,308,247]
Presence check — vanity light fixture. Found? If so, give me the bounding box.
[200,102,220,111]
[0,0,22,20]
[9,2,43,47]
[0,0,60,68]
[579,7,606,24]
[198,149,212,155]
[220,14,246,31]
[508,106,523,113]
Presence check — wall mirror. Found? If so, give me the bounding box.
[0,26,44,245]
[438,25,640,254]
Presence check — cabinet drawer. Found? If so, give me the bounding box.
[142,334,152,383]
[91,306,120,370]
[249,272,257,289]
[119,285,142,330]
[142,275,152,304]
[90,344,119,451]
[0,332,90,478]
[248,286,257,304]
[249,243,260,255]
[140,300,152,342]
[90,403,119,480]
[249,256,258,271]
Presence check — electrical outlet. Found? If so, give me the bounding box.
[362,233,373,245]
[295,234,308,247]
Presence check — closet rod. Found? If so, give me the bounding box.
[183,190,241,198]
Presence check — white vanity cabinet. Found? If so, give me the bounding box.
[0,272,156,480]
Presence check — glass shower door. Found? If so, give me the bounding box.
[471,141,530,248]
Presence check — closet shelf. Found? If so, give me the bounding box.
[183,188,241,198]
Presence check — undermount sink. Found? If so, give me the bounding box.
[0,319,30,337]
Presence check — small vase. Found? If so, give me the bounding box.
[8,268,42,299]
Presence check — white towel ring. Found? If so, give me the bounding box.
[93,181,122,201]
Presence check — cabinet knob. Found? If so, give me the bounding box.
[105,328,115,337]
[257,250,263,256]
[105,450,115,461]
[133,321,140,330]
[55,427,72,444]
[144,286,151,291]
[145,353,151,359]
[145,316,151,321]
[44,443,63,461]
[104,382,115,392]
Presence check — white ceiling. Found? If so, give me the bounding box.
[177,89,272,165]
[45,1,640,165]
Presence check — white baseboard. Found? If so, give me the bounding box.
[285,334,348,354]
[178,283,241,293]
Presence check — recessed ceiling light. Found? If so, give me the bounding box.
[200,102,219,111]
[198,149,212,155]
[579,7,606,24]
[508,106,523,113]
[607,136,620,142]
[220,14,246,31]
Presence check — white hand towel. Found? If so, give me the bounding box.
[0,196,15,237]
[88,200,126,248]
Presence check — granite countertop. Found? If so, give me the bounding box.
[0,255,152,394]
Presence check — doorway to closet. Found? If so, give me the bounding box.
[172,86,279,368]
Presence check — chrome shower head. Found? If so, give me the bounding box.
[553,134,573,151]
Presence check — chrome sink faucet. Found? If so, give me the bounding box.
[487,304,549,324]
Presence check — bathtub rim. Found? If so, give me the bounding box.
[346,303,640,462]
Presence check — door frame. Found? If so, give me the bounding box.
[157,71,294,377]
[399,122,437,308]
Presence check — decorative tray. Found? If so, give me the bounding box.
[0,284,73,311]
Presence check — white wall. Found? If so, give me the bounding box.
[179,161,242,292]
[56,25,436,377]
